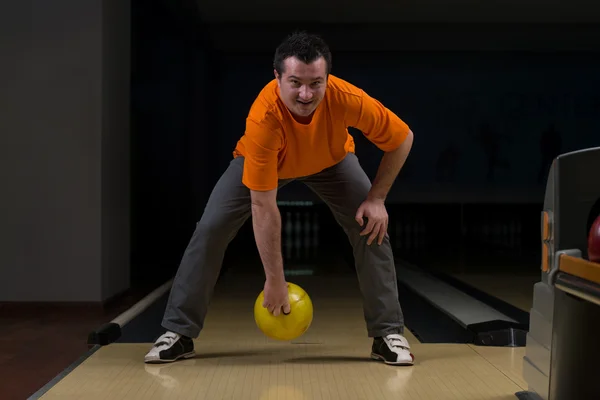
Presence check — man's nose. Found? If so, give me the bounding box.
[298,86,313,100]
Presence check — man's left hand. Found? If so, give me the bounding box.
[355,197,389,245]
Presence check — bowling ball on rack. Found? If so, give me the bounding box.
[588,215,600,263]
[254,282,313,341]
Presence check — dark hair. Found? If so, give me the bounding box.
[273,31,332,76]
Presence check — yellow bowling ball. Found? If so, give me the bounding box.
[254,282,313,341]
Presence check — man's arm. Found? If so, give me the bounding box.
[343,88,414,200]
[251,188,290,315]
[368,129,414,201]
[250,188,285,284]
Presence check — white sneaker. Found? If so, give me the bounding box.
[371,333,414,365]
[144,331,195,364]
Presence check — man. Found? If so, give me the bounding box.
[144,31,415,366]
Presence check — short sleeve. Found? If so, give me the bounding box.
[346,90,410,152]
[240,117,282,191]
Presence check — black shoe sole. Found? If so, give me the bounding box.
[370,352,414,366]
[144,351,196,364]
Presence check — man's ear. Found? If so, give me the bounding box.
[274,69,279,80]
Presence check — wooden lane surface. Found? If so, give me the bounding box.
[39,273,527,399]
[448,272,538,312]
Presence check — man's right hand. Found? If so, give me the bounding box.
[263,278,291,316]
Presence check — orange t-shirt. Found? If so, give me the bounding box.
[233,74,410,191]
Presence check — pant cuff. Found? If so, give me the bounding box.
[368,326,404,338]
[161,320,199,339]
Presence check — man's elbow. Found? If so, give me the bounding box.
[250,188,278,212]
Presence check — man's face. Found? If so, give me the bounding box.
[275,56,328,118]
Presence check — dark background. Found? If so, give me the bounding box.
[129,0,600,288]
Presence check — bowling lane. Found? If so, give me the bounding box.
[38,272,527,399]
[448,272,538,312]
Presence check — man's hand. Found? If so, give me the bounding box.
[263,278,291,316]
[355,197,388,245]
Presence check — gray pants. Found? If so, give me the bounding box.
[161,152,404,338]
